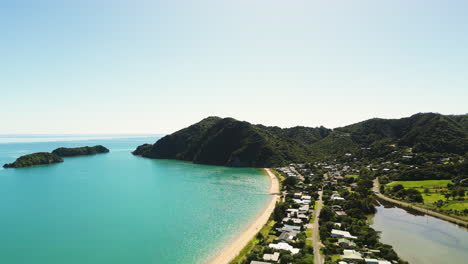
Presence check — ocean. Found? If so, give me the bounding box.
[0,135,270,264]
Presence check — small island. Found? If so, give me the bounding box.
[52,145,110,157]
[3,152,64,168]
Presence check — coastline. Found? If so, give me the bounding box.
[207,168,280,264]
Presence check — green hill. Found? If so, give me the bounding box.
[3,152,63,168]
[133,117,315,167]
[336,113,468,155]
[133,113,468,167]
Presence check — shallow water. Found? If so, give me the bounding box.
[0,136,270,264]
[371,204,468,264]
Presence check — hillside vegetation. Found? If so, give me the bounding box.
[52,145,109,157]
[133,113,468,168]
[3,152,63,168]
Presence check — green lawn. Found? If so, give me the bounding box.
[345,174,359,179]
[386,180,454,203]
[442,201,468,211]
[387,180,452,189]
[421,192,446,203]
[385,180,467,213]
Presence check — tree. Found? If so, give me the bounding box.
[320,206,334,222]
[392,184,404,193]
[273,202,288,222]
[455,187,465,200]
[280,254,293,264]
[406,189,423,203]
[283,176,298,188]
[442,191,451,201]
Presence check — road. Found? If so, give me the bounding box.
[312,190,324,264]
[290,166,305,181]
[373,179,467,227]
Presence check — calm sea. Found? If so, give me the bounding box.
[0,135,270,264]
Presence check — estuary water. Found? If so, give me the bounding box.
[0,135,270,264]
[371,204,468,264]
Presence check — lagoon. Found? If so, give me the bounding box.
[371,204,468,264]
[0,136,270,264]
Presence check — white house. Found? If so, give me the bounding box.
[341,249,362,260]
[331,229,357,239]
[365,259,392,264]
[263,252,280,262]
[269,242,300,254]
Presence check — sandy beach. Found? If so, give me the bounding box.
[207,168,280,264]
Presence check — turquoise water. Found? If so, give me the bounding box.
[371,205,468,264]
[0,136,270,264]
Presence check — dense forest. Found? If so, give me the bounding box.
[133,113,468,170]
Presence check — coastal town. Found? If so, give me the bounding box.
[234,151,467,264]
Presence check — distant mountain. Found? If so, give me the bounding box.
[3,152,63,168]
[52,145,109,157]
[133,113,468,167]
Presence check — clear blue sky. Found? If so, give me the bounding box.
[1,0,467,134]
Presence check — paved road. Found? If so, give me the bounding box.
[373,179,467,227]
[312,190,324,264]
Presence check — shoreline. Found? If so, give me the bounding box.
[207,168,280,264]
[373,179,468,228]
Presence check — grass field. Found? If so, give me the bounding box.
[442,201,468,211]
[387,180,452,189]
[385,180,467,214]
[345,174,359,179]
[386,180,454,202]
[422,192,446,203]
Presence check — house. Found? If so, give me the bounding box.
[332,196,345,201]
[282,217,302,225]
[331,229,357,239]
[365,259,392,264]
[269,242,300,254]
[332,205,343,211]
[331,193,345,200]
[293,192,303,198]
[335,211,347,216]
[250,261,270,264]
[276,232,296,242]
[338,238,356,248]
[263,252,280,262]
[298,205,310,214]
[341,249,362,260]
[297,214,308,221]
[277,225,301,233]
[286,208,299,216]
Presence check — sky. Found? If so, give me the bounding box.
[1,0,467,134]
